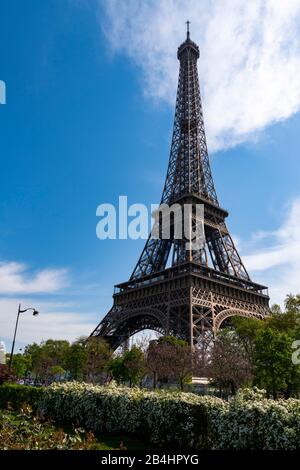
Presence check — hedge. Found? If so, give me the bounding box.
[2,382,300,449]
[212,395,300,449]
[37,382,226,448]
[0,383,44,411]
[36,382,300,449]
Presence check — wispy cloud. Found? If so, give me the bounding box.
[0,259,108,347]
[0,261,68,294]
[0,297,96,347]
[0,257,110,349]
[243,197,300,305]
[101,0,300,151]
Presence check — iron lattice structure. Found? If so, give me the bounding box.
[91,28,269,349]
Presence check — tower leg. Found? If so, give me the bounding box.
[189,287,194,350]
[122,335,130,353]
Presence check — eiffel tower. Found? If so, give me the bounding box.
[91,24,269,349]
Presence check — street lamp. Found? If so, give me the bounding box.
[8,304,39,371]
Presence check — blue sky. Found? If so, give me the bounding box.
[1,0,300,350]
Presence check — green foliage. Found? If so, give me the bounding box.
[66,338,87,381]
[24,340,71,382]
[123,347,146,386]
[0,407,97,450]
[0,407,148,450]
[10,353,31,378]
[231,316,264,360]
[85,337,113,382]
[108,347,145,386]
[157,335,188,347]
[229,294,300,398]
[270,303,282,314]
[108,356,125,384]
[254,327,300,398]
[0,384,44,411]
[49,365,66,379]
[285,294,300,314]
[20,337,112,384]
[267,310,300,334]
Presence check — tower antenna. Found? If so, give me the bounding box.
[186,20,190,39]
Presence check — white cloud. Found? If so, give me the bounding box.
[0,261,68,294]
[0,297,96,347]
[101,0,300,151]
[243,197,300,306]
[0,260,105,347]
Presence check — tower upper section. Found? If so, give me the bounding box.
[161,26,218,205]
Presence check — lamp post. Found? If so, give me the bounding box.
[8,304,39,371]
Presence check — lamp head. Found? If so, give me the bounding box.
[32,310,39,316]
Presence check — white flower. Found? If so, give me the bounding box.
[36,382,300,449]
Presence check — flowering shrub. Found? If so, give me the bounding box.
[212,397,300,450]
[233,386,267,402]
[37,381,225,448]
[8,382,298,450]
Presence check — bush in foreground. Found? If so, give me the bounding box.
[212,388,300,449]
[37,382,224,449]
[0,383,43,411]
[2,382,300,449]
[37,382,300,449]
[0,406,97,450]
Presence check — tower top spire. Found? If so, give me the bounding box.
[186,20,190,40]
[178,20,199,59]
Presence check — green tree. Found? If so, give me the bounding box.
[23,342,48,382]
[157,335,188,348]
[285,294,300,314]
[42,339,70,370]
[209,329,253,396]
[10,353,31,379]
[108,347,145,387]
[85,337,112,383]
[49,365,66,381]
[24,340,70,383]
[108,356,127,384]
[24,342,41,373]
[232,317,264,362]
[146,336,194,390]
[66,338,87,381]
[266,310,300,334]
[123,347,146,387]
[270,303,282,314]
[254,328,294,398]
